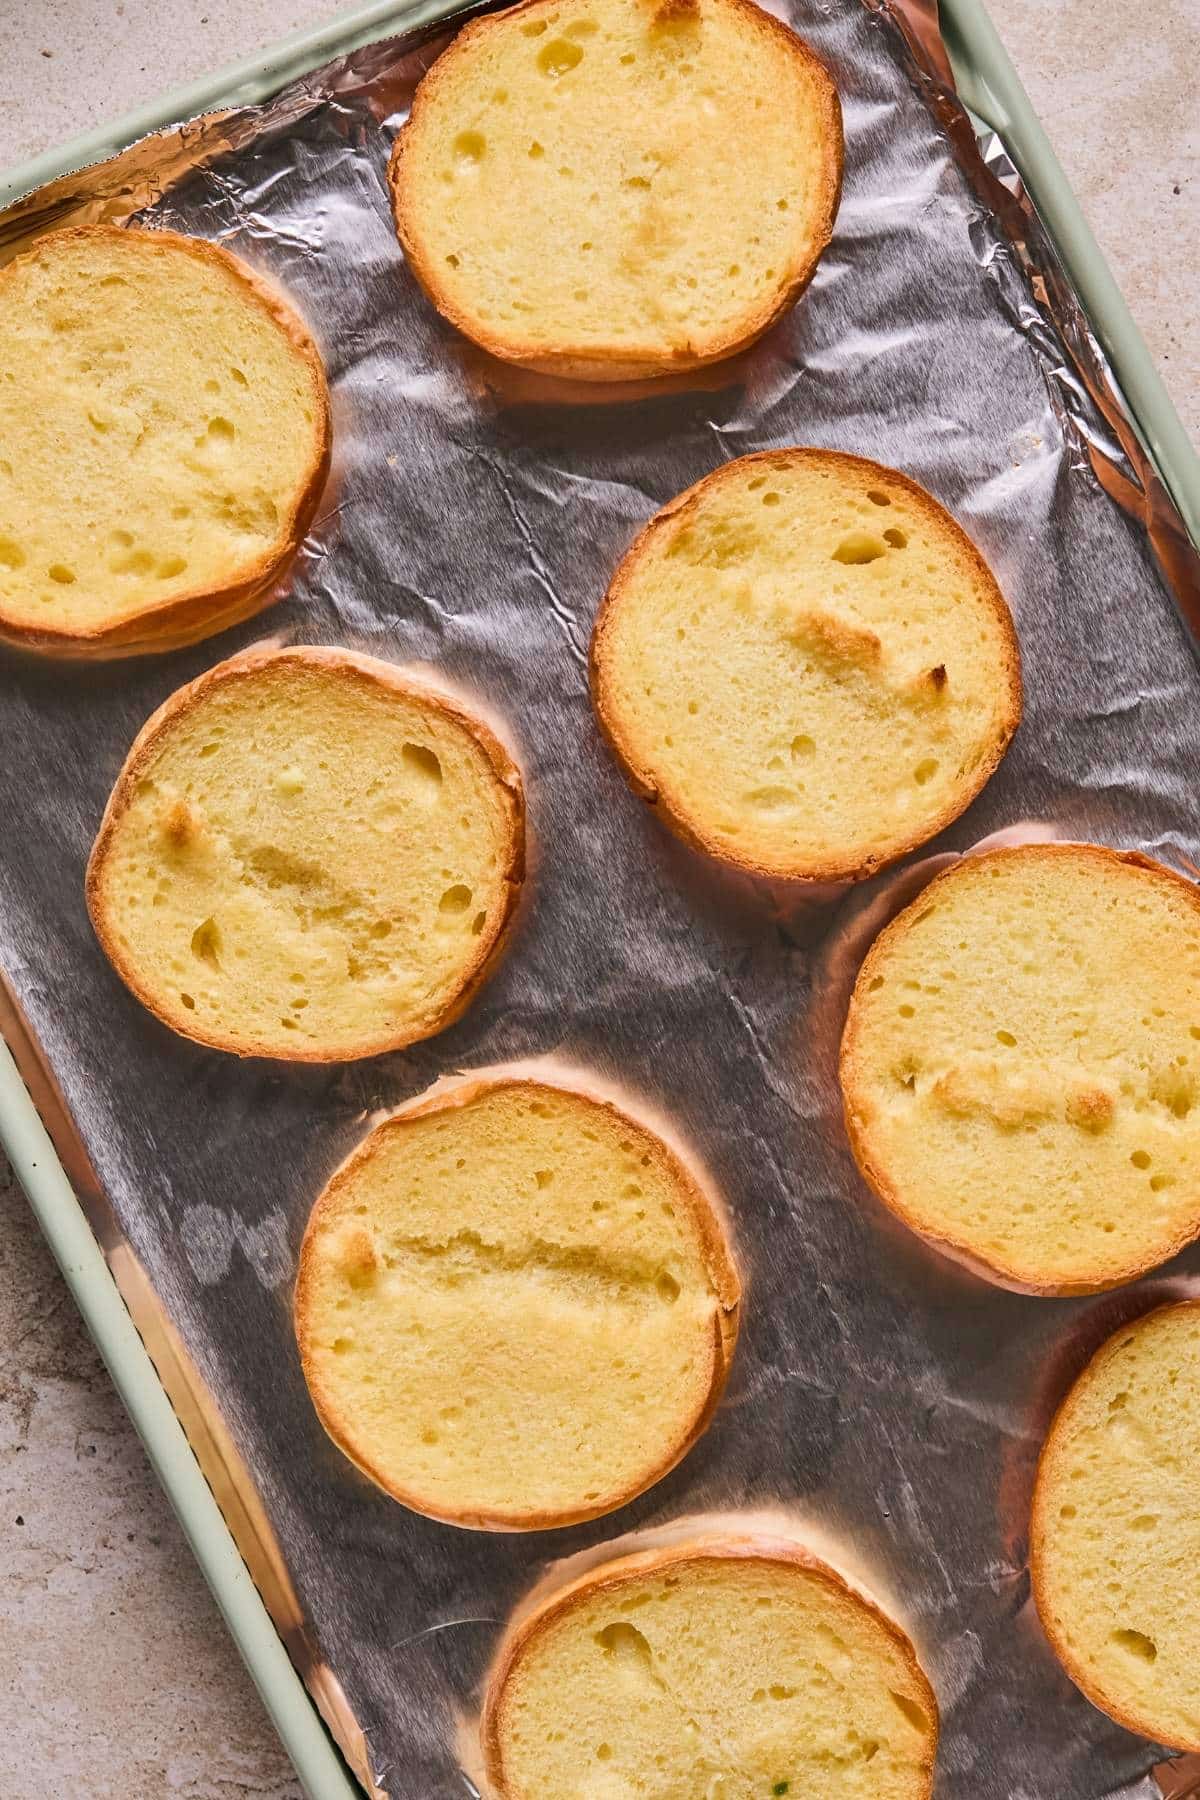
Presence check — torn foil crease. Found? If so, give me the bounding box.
[1,1,1198,1796]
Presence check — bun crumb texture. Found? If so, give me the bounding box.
[0,225,329,655]
[483,1534,938,1798]
[389,0,843,379]
[295,1071,739,1528]
[87,647,524,1061]
[1032,1302,1200,1750]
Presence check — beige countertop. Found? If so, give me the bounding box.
[0,4,1196,1796]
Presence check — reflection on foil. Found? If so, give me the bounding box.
[0,1,1198,1796]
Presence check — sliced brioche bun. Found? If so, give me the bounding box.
[591,449,1021,881]
[1031,1301,1200,1750]
[482,1531,938,1797]
[0,225,330,657]
[388,0,842,381]
[295,1068,739,1528]
[86,646,524,1061]
[840,844,1200,1294]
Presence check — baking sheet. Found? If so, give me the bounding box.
[1,1,1199,1795]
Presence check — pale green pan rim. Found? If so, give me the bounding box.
[0,3,1195,1797]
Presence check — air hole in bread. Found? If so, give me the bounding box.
[1111,1628,1157,1663]
[1130,1150,1151,1170]
[832,530,887,565]
[913,758,938,785]
[996,1029,1017,1047]
[791,733,815,759]
[656,1270,680,1304]
[454,130,486,164]
[179,992,196,1010]
[190,916,222,971]
[47,563,76,585]
[538,36,583,74]
[746,785,795,812]
[205,415,236,444]
[402,742,443,785]
[521,16,548,33]
[157,556,188,580]
[594,1621,659,1679]
[884,527,908,549]
[439,883,473,914]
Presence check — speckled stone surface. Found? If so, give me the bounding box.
[0,3,1195,1795]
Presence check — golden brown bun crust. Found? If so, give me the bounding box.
[840,843,1200,1294]
[0,225,331,659]
[481,1530,939,1797]
[387,0,843,382]
[1029,1299,1200,1748]
[293,1066,741,1527]
[591,447,1022,882]
[85,646,525,1061]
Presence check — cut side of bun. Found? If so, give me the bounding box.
[389,0,842,381]
[0,225,330,657]
[295,1069,739,1528]
[592,449,1021,881]
[482,1531,938,1797]
[840,843,1200,1293]
[1031,1301,1200,1750]
[86,646,524,1061]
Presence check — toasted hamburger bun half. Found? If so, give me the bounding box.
[0,225,330,657]
[388,0,842,380]
[87,645,524,1060]
[295,1067,740,1528]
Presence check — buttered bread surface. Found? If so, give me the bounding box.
[841,844,1200,1292]
[295,1074,739,1527]
[483,1537,938,1799]
[87,648,524,1060]
[1032,1302,1200,1749]
[390,0,842,378]
[0,226,328,653]
[592,449,1021,880]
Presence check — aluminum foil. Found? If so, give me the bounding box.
[2,2,1199,1795]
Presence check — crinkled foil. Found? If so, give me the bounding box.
[2,3,1199,1795]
